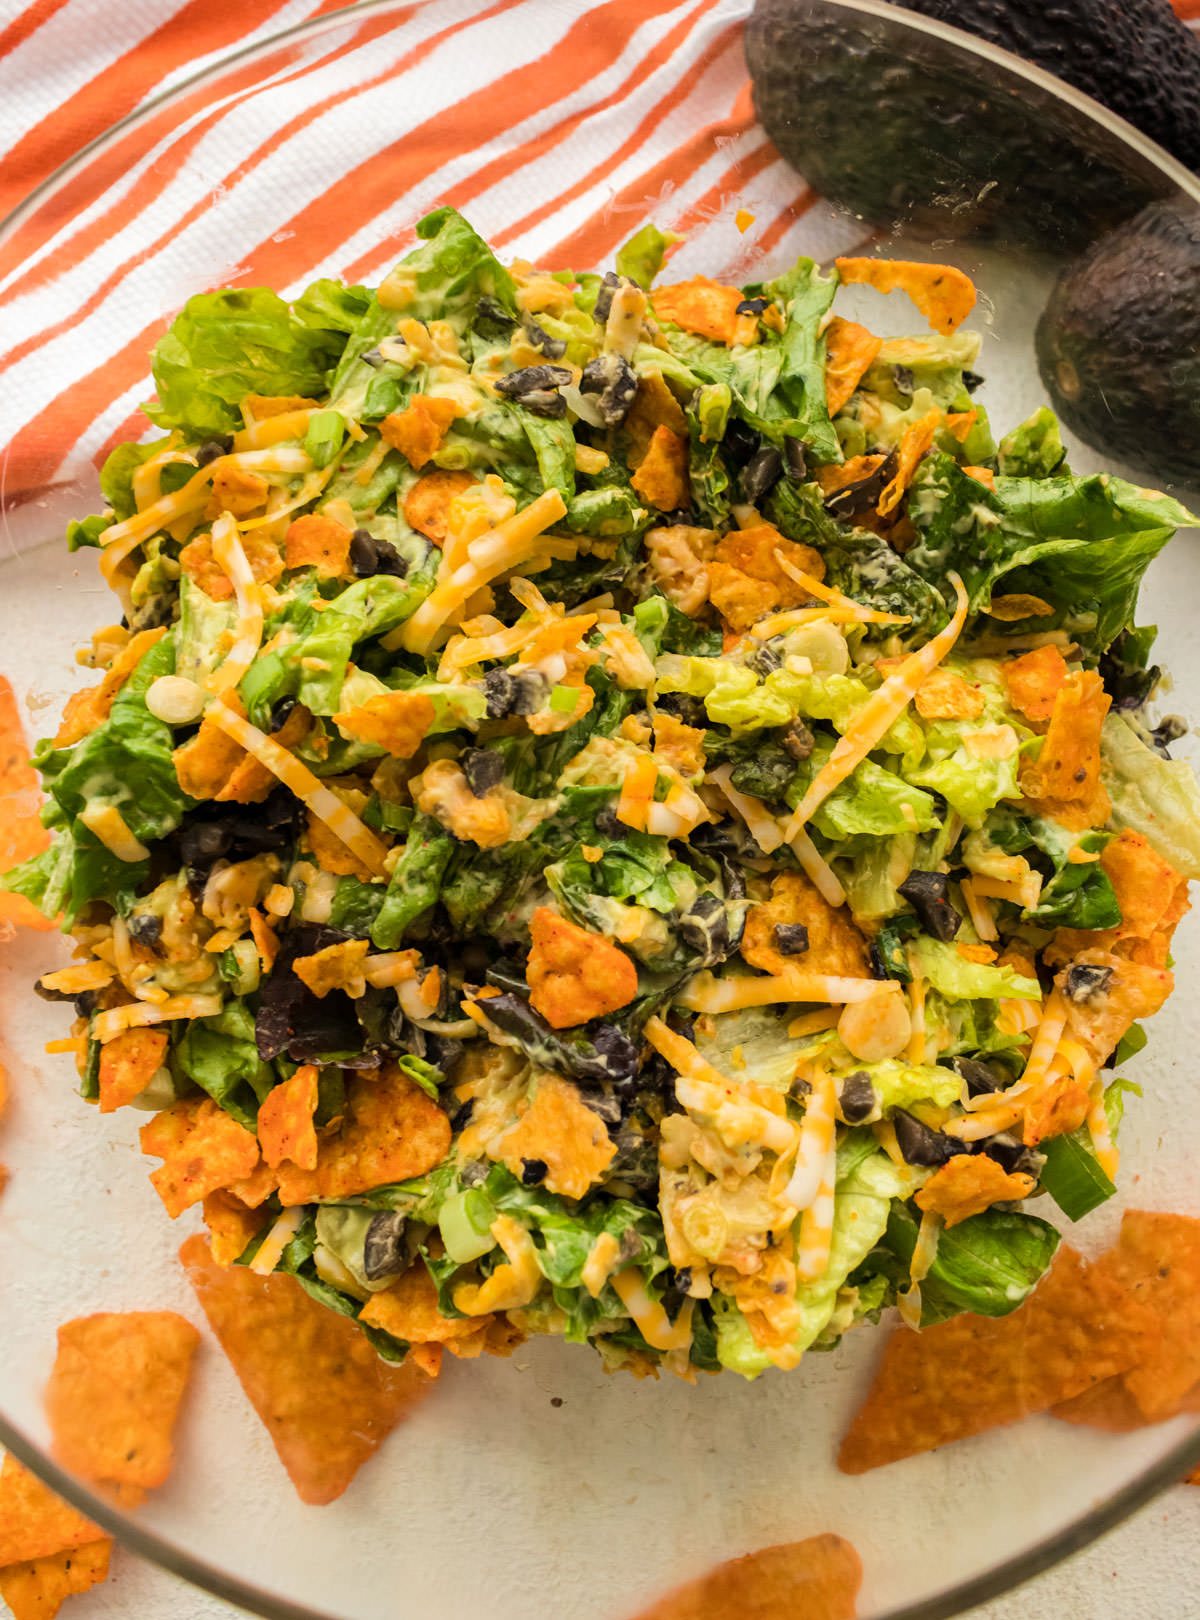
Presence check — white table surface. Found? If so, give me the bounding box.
[4,1484,1193,1620]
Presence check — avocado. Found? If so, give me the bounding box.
[1036,201,1200,488]
[745,0,1174,249]
[894,0,1200,175]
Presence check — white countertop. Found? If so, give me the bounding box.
[17,1485,1195,1620]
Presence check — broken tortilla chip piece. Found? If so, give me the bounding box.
[651,276,744,346]
[1018,669,1110,804]
[45,1312,200,1494]
[0,1455,106,1568]
[838,1246,1159,1474]
[139,1095,261,1218]
[526,906,639,1029]
[180,1233,432,1504]
[403,469,477,544]
[627,1533,862,1620]
[1053,1373,1200,1433]
[1001,645,1069,723]
[202,1188,270,1266]
[332,690,436,759]
[878,408,940,517]
[0,675,54,932]
[274,1063,451,1204]
[257,1065,319,1171]
[824,316,882,416]
[1090,1210,1200,1420]
[835,256,976,335]
[0,1538,112,1620]
[914,1155,1035,1229]
[359,1262,491,1348]
[97,1027,168,1114]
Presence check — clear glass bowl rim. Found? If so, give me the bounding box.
[3,3,1200,1617]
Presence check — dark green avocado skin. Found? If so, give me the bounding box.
[895,0,1200,175]
[746,0,1170,249]
[1036,202,1200,488]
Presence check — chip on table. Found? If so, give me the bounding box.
[627,1533,862,1620]
[0,1452,112,1620]
[180,1233,433,1505]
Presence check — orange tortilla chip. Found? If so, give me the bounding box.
[1019,669,1110,803]
[878,408,940,517]
[824,316,882,416]
[403,468,477,544]
[332,690,436,759]
[494,1071,617,1200]
[914,1155,1034,1228]
[629,425,688,512]
[1099,830,1184,941]
[359,1262,489,1346]
[835,256,976,335]
[0,675,54,932]
[180,1233,432,1504]
[202,1188,269,1266]
[0,1455,106,1568]
[1053,1374,1200,1433]
[1091,1210,1200,1420]
[275,1063,451,1204]
[652,276,744,346]
[1001,645,1068,723]
[380,394,459,469]
[257,1065,319,1171]
[0,1538,112,1620]
[97,1027,168,1114]
[912,667,985,721]
[742,871,870,979]
[838,1246,1159,1473]
[627,1533,862,1620]
[527,906,639,1030]
[1058,950,1172,1071]
[139,1095,261,1218]
[284,515,352,579]
[45,1312,200,1493]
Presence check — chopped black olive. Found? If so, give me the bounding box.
[782,435,808,482]
[482,668,516,718]
[735,297,768,316]
[592,271,624,324]
[461,747,505,797]
[978,1133,1044,1179]
[510,670,550,715]
[590,1024,640,1085]
[517,388,568,418]
[747,637,783,676]
[579,352,637,425]
[678,894,732,964]
[494,364,573,398]
[824,452,900,519]
[654,691,707,728]
[195,436,233,466]
[126,913,163,953]
[360,347,386,368]
[773,923,810,956]
[893,1108,964,1167]
[268,695,296,734]
[892,364,915,398]
[177,820,233,869]
[521,314,567,359]
[740,446,783,503]
[33,978,76,1003]
[962,369,985,393]
[837,1071,878,1124]
[782,719,815,761]
[520,1158,548,1186]
[897,869,962,942]
[1064,962,1114,1004]
[473,296,517,339]
[1152,715,1187,757]
[362,1212,408,1281]
[945,1055,1006,1096]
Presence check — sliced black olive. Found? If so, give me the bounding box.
[735,297,767,316]
[747,637,783,676]
[977,1133,1044,1179]
[782,435,808,482]
[782,719,815,761]
[510,670,550,715]
[654,692,707,728]
[360,347,386,369]
[520,1158,548,1186]
[823,451,898,520]
[773,923,810,956]
[473,296,517,339]
[517,388,568,418]
[579,353,637,426]
[482,668,516,718]
[892,1108,965,1167]
[521,314,567,359]
[461,747,505,797]
[740,446,783,503]
[897,870,962,942]
[1151,715,1187,757]
[362,1212,408,1281]
[126,912,163,953]
[1064,963,1114,1004]
[945,1055,1006,1096]
[962,369,985,394]
[494,365,574,398]
[892,364,915,399]
[268,695,296,734]
[592,271,624,324]
[590,1023,640,1084]
[196,436,233,466]
[837,1070,878,1124]
[677,894,731,964]
[177,820,233,869]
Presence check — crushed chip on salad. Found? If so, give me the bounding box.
[627,1532,862,1620]
[5,205,1198,1389]
[838,1246,1160,1473]
[44,1312,200,1499]
[179,1234,431,1504]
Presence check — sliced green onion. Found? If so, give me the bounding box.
[548,683,580,714]
[1039,1132,1116,1221]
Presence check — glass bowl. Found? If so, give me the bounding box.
[2,3,1200,1617]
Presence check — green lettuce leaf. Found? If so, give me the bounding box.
[99,437,174,521]
[370,815,455,949]
[1099,714,1200,879]
[997,407,1066,478]
[175,999,274,1131]
[912,937,1041,1001]
[615,223,681,289]
[876,1200,1060,1322]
